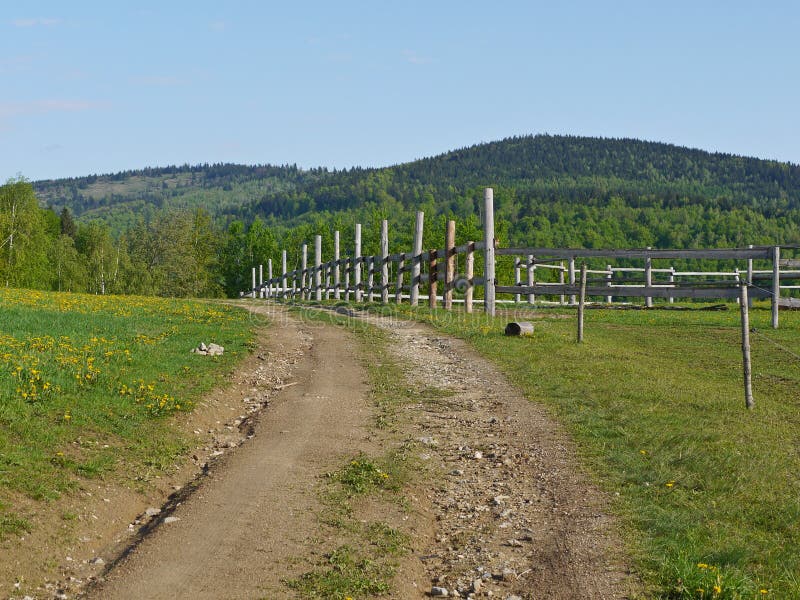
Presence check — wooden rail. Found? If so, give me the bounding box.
[245,187,790,330]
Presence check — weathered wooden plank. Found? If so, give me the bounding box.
[496,247,774,260]
[495,284,771,299]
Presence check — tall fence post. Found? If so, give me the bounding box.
[380,220,389,305]
[514,258,521,304]
[281,250,287,299]
[772,245,780,329]
[354,224,362,303]
[251,267,256,298]
[334,231,341,300]
[301,244,308,300]
[314,235,322,301]
[259,264,264,298]
[484,188,496,316]
[444,219,455,310]
[606,264,613,304]
[645,247,653,308]
[465,242,474,313]
[410,211,424,306]
[740,283,754,409]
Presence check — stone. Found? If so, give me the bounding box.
[163,516,180,524]
[89,557,105,566]
[207,343,225,356]
[145,507,161,517]
[431,586,449,596]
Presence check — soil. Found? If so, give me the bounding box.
[3,303,639,599]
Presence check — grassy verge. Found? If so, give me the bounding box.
[344,300,800,599]
[0,288,252,538]
[285,306,419,599]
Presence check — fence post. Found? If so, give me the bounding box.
[772,245,780,329]
[333,230,341,300]
[527,254,535,305]
[380,220,389,304]
[514,258,521,304]
[395,255,405,304]
[281,250,287,299]
[259,264,264,298]
[428,249,438,308]
[268,259,273,298]
[444,219,456,310]
[668,267,675,304]
[568,257,576,305]
[578,263,587,343]
[484,188,496,316]
[251,267,256,298]
[645,247,653,308]
[301,244,308,300]
[747,244,754,308]
[740,283,754,409]
[354,224,362,303]
[410,212,424,306]
[606,264,613,303]
[314,235,322,301]
[465,242,475,313]
[345,258,351,302]
[367,256,375,302]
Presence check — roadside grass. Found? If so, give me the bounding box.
[357,300,800,599]
[0,288,252,538]
[285,306,418,599]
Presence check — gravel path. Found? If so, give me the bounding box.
[358,312,637,599]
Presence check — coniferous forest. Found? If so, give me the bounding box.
[4,134,800,298]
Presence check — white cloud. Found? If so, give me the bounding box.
[12,18,61,27]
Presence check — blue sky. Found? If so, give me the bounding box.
[2,1,799,181]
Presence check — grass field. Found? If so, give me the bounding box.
[358,300,800,599]
[0,288,252,538]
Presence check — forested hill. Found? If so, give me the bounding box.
[34,134,800,233]
[8,134,800,298]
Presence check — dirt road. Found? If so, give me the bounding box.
[88,307,374,599]
[45,303,636,599]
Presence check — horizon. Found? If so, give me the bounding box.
[25,133,800,183]
[3,2,800,182]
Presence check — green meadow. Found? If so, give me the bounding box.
[363,300,800,599]
[0,288,252,537]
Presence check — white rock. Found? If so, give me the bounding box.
[163,516,180,524]
[145,507,161,517]
[431,586,449,597]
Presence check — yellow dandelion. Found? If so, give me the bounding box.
[63,413,71,421]
[665,481,675,488]
[713,585,721,594]
[760,590,769,595]
[697,563,709,569]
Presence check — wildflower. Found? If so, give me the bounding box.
[63,413,71,421]
[760,590,769,595]
[665,481,675,488]
[697,563,709,569]
[639,449,647,455]
[713,585,721,594]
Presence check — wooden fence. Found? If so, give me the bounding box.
[245,188,793,329]
[244,187,800,408]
